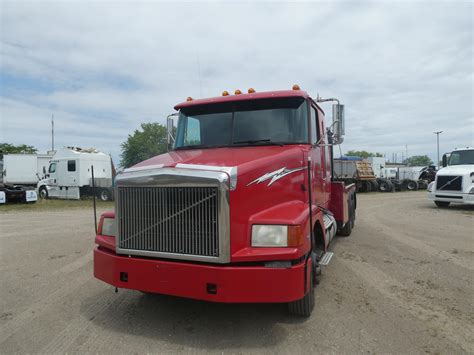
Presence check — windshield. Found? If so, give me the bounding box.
[174,98,308,149]
[448,150,474,165]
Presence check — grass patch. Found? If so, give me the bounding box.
[0,198,114,213]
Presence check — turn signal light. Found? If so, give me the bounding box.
[287,225,305,247]
[248,88,256,93]
[186,96,193,101]
[292,84,301,90]
[222,91,229,96]
[235,89,242,95]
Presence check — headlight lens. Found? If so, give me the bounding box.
[252,225,288,247]
[101,217,116,237]
[427,181,435,192]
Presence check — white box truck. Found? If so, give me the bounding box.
[37,147,114,201]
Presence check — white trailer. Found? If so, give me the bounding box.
[3,154,38,185]
[37,147,114,201]
[1,153,54,186]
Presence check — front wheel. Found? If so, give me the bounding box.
[435,201,450,208]
[39,187,48,199]
[288,268,314,317]
[99,189,111,201]
[407,180,419,190]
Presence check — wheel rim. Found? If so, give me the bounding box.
[100,191,108,201]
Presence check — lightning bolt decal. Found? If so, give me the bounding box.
[247,166,307,187]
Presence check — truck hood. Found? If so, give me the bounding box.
[132,145,308,188]
[437,164,474,176]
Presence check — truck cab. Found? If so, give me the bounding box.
[428,147,474,207]
[93,87,356,316]
[38,147,114,200]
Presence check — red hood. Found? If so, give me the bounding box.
[134,145,307,178]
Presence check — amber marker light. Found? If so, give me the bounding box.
[222,91,229,96]
[287,225,305,247]
[186,97,193,101]
[292,84,301,90]
[248,88,256,93]
[234,89,242,95]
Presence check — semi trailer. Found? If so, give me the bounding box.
[428,147,474,207]
[93,86,356,317]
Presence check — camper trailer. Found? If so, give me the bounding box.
[37,147,114,201]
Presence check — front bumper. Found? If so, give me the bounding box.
[428,191,474,204]
[94,247,307,303]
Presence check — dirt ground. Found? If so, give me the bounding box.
[1,191,473,354]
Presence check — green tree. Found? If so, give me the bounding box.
[120,122,168,168]
[404,155,433,166]
[0,143,37,159]
[345,150,384,159]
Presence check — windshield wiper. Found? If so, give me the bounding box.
[232,139,284,146]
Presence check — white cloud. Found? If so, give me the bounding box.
[1,1,472,165]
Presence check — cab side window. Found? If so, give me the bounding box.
[49,163,56,173]
[67,160,76,172]
[310,106,320,144]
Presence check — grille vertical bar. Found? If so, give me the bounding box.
[118,186,219,257]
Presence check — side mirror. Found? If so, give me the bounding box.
[442,154,448,167]
[167,113,178,151]
[332,104,345,144]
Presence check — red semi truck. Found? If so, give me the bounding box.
[94,86,356,316]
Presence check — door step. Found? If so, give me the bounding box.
[319,252,334,266]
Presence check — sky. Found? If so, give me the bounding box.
[1,1,473,166]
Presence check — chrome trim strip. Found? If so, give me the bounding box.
[123,164,164,173]
[175,163,238,190]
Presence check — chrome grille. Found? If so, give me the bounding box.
[117,186,219,257]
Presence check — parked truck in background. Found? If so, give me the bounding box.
[333,157,378,192]
[428,147,474,207]
[93,86,356,317]
[367,156,436,192]
[37,147,114,201]
[0,153,51,204]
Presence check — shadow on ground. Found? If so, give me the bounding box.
[82,288,307,350]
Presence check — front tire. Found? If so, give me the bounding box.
[99,189,111,201]
[288,268,314,317]
[435,201,450,208]
[39,187,48,199]
[407,180,419,190]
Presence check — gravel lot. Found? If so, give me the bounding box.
[1,191,473,354]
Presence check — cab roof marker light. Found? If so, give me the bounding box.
[234,89,242,95]
[186,97,193,101]
[248,88,256,93]
[292,84,301,90]
[222,91,229,96]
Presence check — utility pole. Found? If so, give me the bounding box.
[434,131,443,168]
[51,114,55,151]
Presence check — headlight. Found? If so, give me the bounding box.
[251,225,305,247]
[427,182,435,192]
[100,217,116,237]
